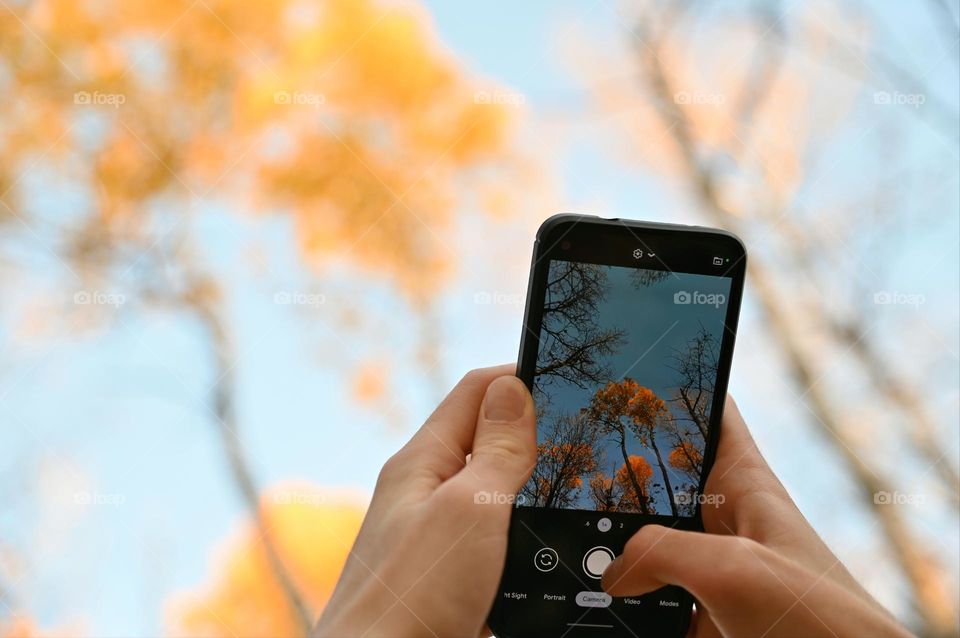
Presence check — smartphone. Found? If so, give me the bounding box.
[488,214,746,638]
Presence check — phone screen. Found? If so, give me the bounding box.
[525,259,730,516]
[490,217,745,638]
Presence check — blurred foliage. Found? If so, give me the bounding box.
[0,0,522,301]
[168,488,365,637]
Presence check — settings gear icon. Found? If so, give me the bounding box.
[632,248,644,259]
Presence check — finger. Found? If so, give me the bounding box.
[712,394,789,493]
[459,375,537,494]
[706,394,776,494]
[389,365,515,481]
[713,394,765,463]
[601,525,762,600]
[688,604,723,638]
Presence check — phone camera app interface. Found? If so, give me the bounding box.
[493,259,733,637]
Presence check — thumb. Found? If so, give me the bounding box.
[465,375,537,495]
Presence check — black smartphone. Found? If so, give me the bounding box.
[488,214,746,638]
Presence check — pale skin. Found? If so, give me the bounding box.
[315,366,914,638]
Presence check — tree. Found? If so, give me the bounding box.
[589,379,676,514]
[588,465,624,512]
[630,266,670,289]
[521,411,599,508]
[668,326,719,440]
[662,328,714,494]
[589,455,655,513]
[535,261,624,393]
[589,379,651,514]
[616,455,655,512]
[626,386,678,517]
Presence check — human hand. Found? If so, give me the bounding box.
[601,396,912,637]
[314,365,536,638]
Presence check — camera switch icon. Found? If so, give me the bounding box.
[534,547,559,572]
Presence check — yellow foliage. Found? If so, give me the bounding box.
[167,486,367,637]
[2,0,520,301]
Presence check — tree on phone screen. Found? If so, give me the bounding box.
[535,261,624,392]
[520,411,598,508]
[588,462,626,511]
[589,455,654,512]
[626,388,678,516]
[588,380,656,513]
[668,327,719,440]
[660,329,717,510]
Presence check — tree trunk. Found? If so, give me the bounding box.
[647,428,678,517]
[186,278,315,636]
[618,429,650,514]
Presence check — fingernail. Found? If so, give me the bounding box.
[483,377,527,422]
[601,557,620,590]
